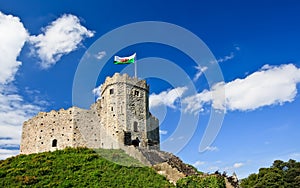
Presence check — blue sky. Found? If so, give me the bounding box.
[1,0,300,178]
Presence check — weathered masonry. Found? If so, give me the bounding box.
[20,73,160,154]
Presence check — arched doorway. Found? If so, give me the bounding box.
[52,139,57,147]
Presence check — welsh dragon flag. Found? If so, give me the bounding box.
[114,53,136,64]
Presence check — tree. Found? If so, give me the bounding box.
[241,159,300,188]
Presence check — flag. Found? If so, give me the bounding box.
[114,53,136,64]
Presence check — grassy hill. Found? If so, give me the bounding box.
[0,147,173,187]
[0,147,226,187]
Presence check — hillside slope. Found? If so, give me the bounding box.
[0,147,174,187]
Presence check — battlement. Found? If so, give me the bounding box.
[101,73,149,96]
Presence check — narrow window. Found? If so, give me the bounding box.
[52,139,57,147]
[110,88,114,95]
[134,121,138,132]
[111,106,113,111]
[134,90,139,96]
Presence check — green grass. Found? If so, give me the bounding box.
[94,148,144,167]
[0,147,174,187]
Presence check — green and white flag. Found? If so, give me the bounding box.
[114,53,136,64]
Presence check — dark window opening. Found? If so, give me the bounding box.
[110,89,114,95]
[134,90,139,96]
[52,139,57,147]
[133,122,138,132]
[111,107,113,111]
[132,137,140,147]
[124,132,132,145]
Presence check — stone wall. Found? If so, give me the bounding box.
[20,73,160,154]
[20,108,78,154]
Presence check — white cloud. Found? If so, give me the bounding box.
[204,146,219,152]
[95,51,106,60]
[0,149,19,160]
[159,130,168,135]
[0,87,43,160]
[0,12,29,84]
[233,162,244,168]
[0,89,42,146]
[182,88,213,114]
[0,12,45,160]
[184,64,300,113]
[149,87,188,109]
[210,52,235,64]
[289,153,300,160]
[193,49,237,81]
[193,65,208,82]
[193,160,205,168]
[92,84,102,100]
[29,14,94,69]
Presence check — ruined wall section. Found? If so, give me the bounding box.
[20,108,77,154]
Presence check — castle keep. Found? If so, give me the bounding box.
[20,73,160,154]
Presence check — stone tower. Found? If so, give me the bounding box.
[96,73,159,149]
[20,73,159,154]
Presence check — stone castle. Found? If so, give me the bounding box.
[20,73,200,184]
[19,73,239,186]
[20,73,160,154]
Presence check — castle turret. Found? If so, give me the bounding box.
[97,73,159,149]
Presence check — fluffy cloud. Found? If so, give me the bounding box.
[0,88,42,151]
[95,51,106,60]
[204,146,219,152]
[0,149,20,160]
[29,14,94,69]
[0,12,43,159]
[184,64,300,113]
[149,87,188,109]
[233,162,244,168]
[0,12,29,84]
[92,84,102,100]
[193,160,205,168]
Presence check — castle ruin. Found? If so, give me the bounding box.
[20,73,160,154]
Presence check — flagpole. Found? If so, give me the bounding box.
[134,53,137,78]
